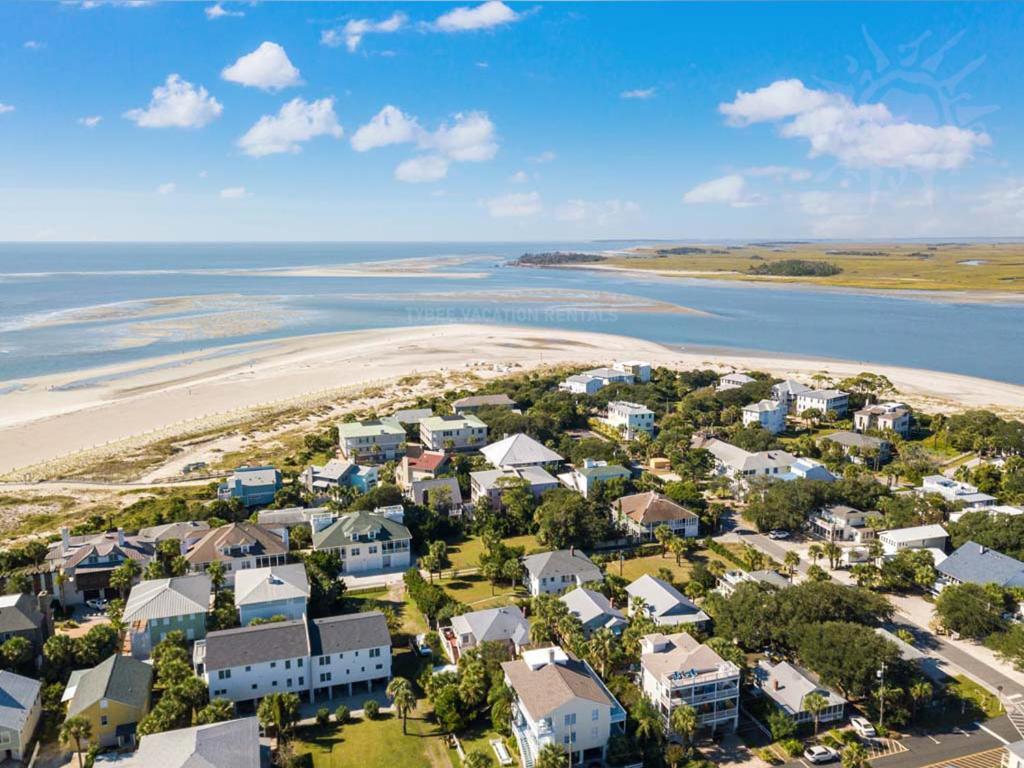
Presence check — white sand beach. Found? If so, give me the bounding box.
[1,323,1023,478]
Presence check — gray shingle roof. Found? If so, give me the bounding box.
[449,606,530,646]
[312,510,411,550]
[938,541,1024,587]
[481,434,563,468]
[123,574,211,624]
[0,593,43,635]
[522,550,603,582]
[202,619,309,671]
[560,588,625,628]
[122,716,261,768]
[626,575,709,626]
[66,654,153,717]
[755,660,845,716]
[0,671,41,733]
[308,612,391,656]
[234,564,310,608]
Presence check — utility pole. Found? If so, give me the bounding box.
[877,662,887,730]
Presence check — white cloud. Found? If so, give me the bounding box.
[352,107,498,182]
[0,103,14,115]
[529,150,556,164]
[620,87,656,100]
[555,198,639,224]
[238,97,343,158]
[350,105,420,151]
[395,155,449,183]
[222,42,301,92]
[205,3,243,19]
[972,181,1024,222]
[509,170,528,183]
[485,191,541,218]
[433,1,519,32]
[24,40,44,50]
[323,12,407,52]
[683,174,761,207]
[78,115,102,127]
[220,186,249,199]
[719,78,990,170]
[156,182,176,195]
[124,74,222,129]
[744,165,811,182]
[476,61,490,69]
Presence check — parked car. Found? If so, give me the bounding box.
[768,529,791,540]
[85,598,109,611]
[804,746,839,764]
[851,717,877,738]
[411,633,432,657]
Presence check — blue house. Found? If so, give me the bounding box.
[218,466,282,508]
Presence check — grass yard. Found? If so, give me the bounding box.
[293,708,452,768]
[438,572,529,609]
[446,534,542,570]
[947,675,1005,719]
[344,587,428,638]
[456,721,514,767]
[612,541,751,584]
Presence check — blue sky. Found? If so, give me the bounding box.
[1,1,1022,241]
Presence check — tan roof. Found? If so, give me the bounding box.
[616,491,697,525]
[501,651,612,718]
[640,632,734,683]
[184,522,286,565]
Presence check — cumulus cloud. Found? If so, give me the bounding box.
[0,103,14,115]
[485,191,541,218]
[395,155,449,183]
[433,1,519,32]
[350,105,421,151]
[124,74,222,128]
[683,174,761,207]
[620,87,656,100]
[205,3,243,19]
[156,182,176,195]
[24,40,44,50]
[719,78,990,170]
[238,97,343,157]
[78,115,102,127]
[222,42,301,92]
[322,12,407,52]
[555,198,640,224]
[220,186,249,198]
[351,106,498,182]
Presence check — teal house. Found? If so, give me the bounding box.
[122,574,211,659]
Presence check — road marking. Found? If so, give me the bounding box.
[975,723,1010,745]
[954,727,972,737]
[909,746,1005,768]
[927,735,941,744]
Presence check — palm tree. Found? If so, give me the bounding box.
[842,742,869,768]
[783,551,800,580]
[387,676,417,734]
[669,536,687,567]
[822,541,842,570]
[463,749,495,768]
[207,561,226,597]
[109,558,140,599]
[633,699,664,748]
[669,704,698,749]
[654,525,674,558]
[535,743,568,768]
[803,692,828,735]
[910,680,933,717]
[588,628,617,679]
[60,716,93,768]
[257,692,300,746]
[808,543,823,566]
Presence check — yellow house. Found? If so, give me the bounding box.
[62,654,153,748]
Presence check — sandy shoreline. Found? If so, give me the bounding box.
[2,323,1024,478]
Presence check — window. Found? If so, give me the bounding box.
[369,546,377,554]
[285,660,291,669]
[218,669,232,680]
[245,666,252,672]
[376,663,382,670]
[564,713,576,726]
[163,617,170,626]
[592,709,599,721]
[272,681,278,687]
[351,548,360,556]
[563,736,570,745]
[320,672,332,683]
[100,699,108,709]
[251,684,257,690]
[100,715,108,726]
[299,677,304,685]
[270,662,276,668]
[287,678,292,687]
[298,659,303,667]
[369,648,381,658]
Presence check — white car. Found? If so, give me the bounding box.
[850,717,877,738]
[412,633,432,657]
[768,529,791,540]
[85,598,109,611]
[804,746,839,764]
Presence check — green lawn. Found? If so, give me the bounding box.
[613,542,749,584]
[947,675,1005,719]
[456,720,514,767]
[437,573,529,609]
[293,709,451,768]
[344,589,428,637]
[446,534,541,570]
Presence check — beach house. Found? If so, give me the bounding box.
[820,431,893,465]
[217,466,282,508]
[615,491,698,541]
[715,569,791,597]
[794,390,850,418]
[0,593,48,654]
[470,466,560,508]
[234,563,310,625]
[717,373,755,391]
[301,459,378,495]
[183,523,288,585]
[522,549,604,596]
[122,574,211,658]
[809,505,882,543]
[878,524,949,556]
[558,460,632,499]
[561,588,627,638]
[442,605,531,663]
[419,414,488,451]
[918,475,997,509]
[63,654,153,748]
[394,444,449,489]
[854,402,912,437]
[338,419,406,462]
[481,433,564,470]
[115,717,264,768]
[0,671,41,762]
[771,380,812,411]
[741,399,788,434]
[604,401,655,440]
[626,575,709,629]
[452,393,516,414]
[311,508,412,575]
[699,438,795,490]
[753,660,846,726]
[935,541,1024,590]
[47,527,154,607]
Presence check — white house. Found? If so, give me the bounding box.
[854,402,911,437]
[522,549,604,596]
[194,611,391,707]
[114,717,262,768]
[742,399,788,434]
[559,375,604,395]
[771,380,812,411]
[918,475,997,509]
[639,632,740,736]
[717,373,754,392]
[442,605,530,663]
[604,401,655,440]
[559,365,637,395]
[615,360,652,382]
[0,671,41,762]
[234,563,310,626]
[481,433,563,470]
[561,588,627,638]
[794,390,850,418]
[626,575,709,629]
[878,524,949,556]
[419,414,488,451]
[338,419,406,462]
[502,646,626,767]
[754,660,846,725]
[557,460,632,499]
[183,523,288,586]
[715,569,791,597]
[809,505,882,543]
[470,466,560,508]
[949,504,1024,524]
[615,491,698,541]
[311,509,412,575]
[699,438,795,488]
[780,457,836,483]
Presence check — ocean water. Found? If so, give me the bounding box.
[1,242,1022,384]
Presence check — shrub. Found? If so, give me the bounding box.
[316,708,330,727]
[780,738,804,757]
[334,705,350,724]
[363,699,380,719]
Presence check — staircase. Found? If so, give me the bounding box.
[511,721,534,768]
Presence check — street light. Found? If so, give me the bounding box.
[876,662,887,730]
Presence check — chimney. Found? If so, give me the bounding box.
[116,528,125,546]
[569,545,575,558]
[773,679,781,691]
[548,648,555,664]
[280,527,290,551]
[60,527,71,554]
[37,591,53,636]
